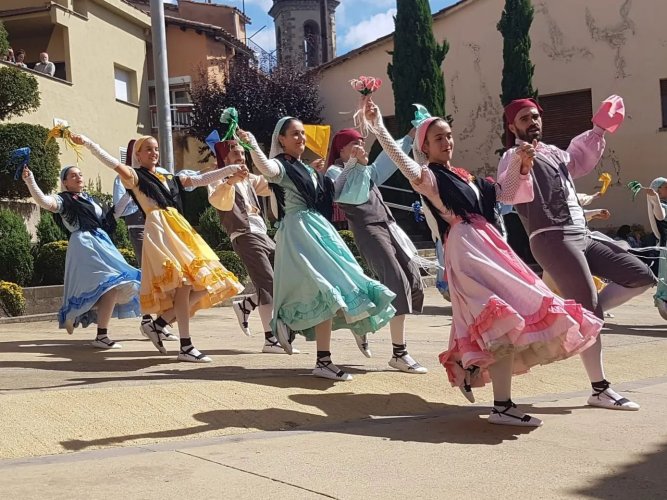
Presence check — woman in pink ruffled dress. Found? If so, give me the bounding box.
[366,101,602,427]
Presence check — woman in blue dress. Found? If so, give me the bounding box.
[238,118,396,381]
[22,165,142,348]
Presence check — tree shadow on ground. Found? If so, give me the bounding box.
[421,305,452,316]
[60,392,556,451]
[570,440,667,498]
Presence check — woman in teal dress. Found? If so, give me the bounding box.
[238,118,396,381]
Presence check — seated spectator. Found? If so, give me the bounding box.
[14,49,27,68]
[3,47,15,63]
[33,52,55,76]
[616,224,640,248]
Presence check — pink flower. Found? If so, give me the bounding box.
[370,78,382,92]
[350,79,365,92]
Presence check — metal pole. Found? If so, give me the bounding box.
[320,0,329,63]
[150,0,174,172]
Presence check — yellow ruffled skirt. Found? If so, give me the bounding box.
[140,207,244,316]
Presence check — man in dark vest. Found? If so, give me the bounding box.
[208,139,298,354]
[497,96,655,412]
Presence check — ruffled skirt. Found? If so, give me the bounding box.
[440,215,601,388]
[140,207,243,316]
[273,209,396,340]
[59,229,141,329]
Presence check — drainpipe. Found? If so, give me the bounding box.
[320,0,329,64]
[150,0,174,172]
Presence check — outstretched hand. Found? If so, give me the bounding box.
[517,139,538,175]
[69,133,85,146]
[364,99,380,123]
[237,129,251,144]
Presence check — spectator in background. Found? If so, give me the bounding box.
[14,49,27,68]
[34,52,55,76]
[616,225,640,248]
[3,47,15,63]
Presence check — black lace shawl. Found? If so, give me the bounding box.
[421,163,498,236]
[270,154,334,222]
[55,192,116,236]
[128,167,185,215]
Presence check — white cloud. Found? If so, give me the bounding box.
[340,8,396,49]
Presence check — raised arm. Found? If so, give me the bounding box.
[332,156,364,200]
[562,126,606,179]
[73,134,134,185]
[365,104,422,184]
[237,130,282,178]
[178,164,242,189]
[496,148,535,204]
[22,167,61,213]
[369,135,412,186]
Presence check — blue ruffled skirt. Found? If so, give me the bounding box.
[58,229,141,330]
[272,209,396,340]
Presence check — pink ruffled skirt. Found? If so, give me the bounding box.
[440,215,601,389]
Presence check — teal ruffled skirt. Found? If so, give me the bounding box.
[272,209,396,340]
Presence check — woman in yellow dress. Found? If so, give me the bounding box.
[74,133,244,362]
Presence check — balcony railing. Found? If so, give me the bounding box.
[150,103,194,131]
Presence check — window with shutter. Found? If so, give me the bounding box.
[119,147,128,166]
[539,89,593,150]
[660,79,667,128]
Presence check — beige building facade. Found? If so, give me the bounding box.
[317,0,667,227]
[1,0,152,192]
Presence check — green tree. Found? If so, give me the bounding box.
[0,123,60,200]
[35,210,67,247]
[0,209,34,286]
[0,65,41,121]
[190,57,322,153]
[0,21,9,59]
[497,0,537,106]
[388,0,449,136]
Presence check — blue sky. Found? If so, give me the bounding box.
[168,1,459,57]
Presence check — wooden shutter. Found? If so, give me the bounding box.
[539,89,592,150]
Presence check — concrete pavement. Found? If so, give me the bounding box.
[1,288,667,498]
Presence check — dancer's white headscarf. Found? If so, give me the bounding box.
[269,117,295,159]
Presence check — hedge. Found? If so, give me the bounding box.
[35,210,67,247]
[215,250,248,283]
[198,205,232,250]
[0,123,60,200]
[0,209,34,285]
[33,240,68,286]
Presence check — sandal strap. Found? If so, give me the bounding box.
[491,401,534,423]
[181,345,206,360]
[95,336,115,347]
[316,359,345,378]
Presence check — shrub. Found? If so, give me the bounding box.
[0,65,40,121]
[35,210,67,247]
[181,187,209,227]
[0,123,59,200]
[111,218,132,250]
[0,21,9,59]
[338,229,375,278]
[0,209,34,285]
[118,247,138,268]
[215,250,248,283]
[0,280,26,317]
[33,240,67,286]
[198,205,232,250]
[266,225,277,240]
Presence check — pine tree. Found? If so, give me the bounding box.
[497,0,537,106]
[388,0,449,135]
